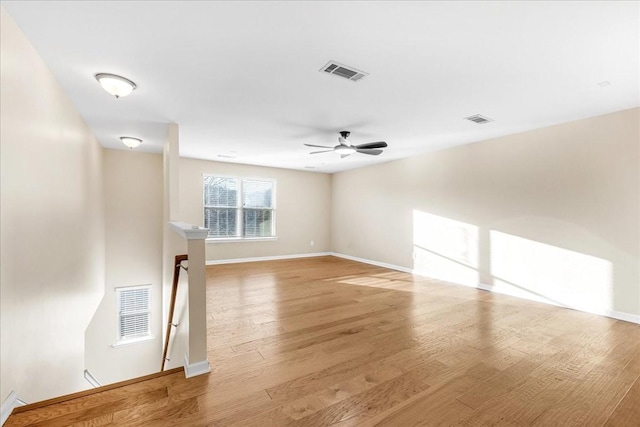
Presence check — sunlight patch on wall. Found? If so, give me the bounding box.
[413,210,479,286]
[490,231,612,313]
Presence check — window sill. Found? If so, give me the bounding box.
[206,237,278,244]
[112,335,154,348]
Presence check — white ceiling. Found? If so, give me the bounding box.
[3,1,638,173]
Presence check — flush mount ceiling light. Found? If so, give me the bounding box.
[95,73,137,98]
[120,136,142,149]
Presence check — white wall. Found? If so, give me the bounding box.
[161,124,189,371]
[84,149,164,385]
[332,108,640,319]
[0,7,105,403]
[179,158,332,261]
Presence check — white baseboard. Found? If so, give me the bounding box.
[330,252,640,325]
[1,391,22,426]
[473,282,640,324]
[206,252,331,265]
[329,252,414,274]
[601,309,640,324]
[205,250,639,325]
[183,354,211,378]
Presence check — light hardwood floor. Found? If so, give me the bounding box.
[7,256,640,426]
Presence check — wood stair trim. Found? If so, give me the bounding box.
[12,367,184,414]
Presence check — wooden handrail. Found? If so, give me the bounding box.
[161,254,188,371]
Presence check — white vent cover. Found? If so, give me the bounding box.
[320,61,368,82]
[464,114,493,124]
[116,285,151,342]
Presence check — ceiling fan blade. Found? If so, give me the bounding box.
[356,148,383,155]
[340,153,351,159]
[304,143,334,148]
[310,150,334,154]
[355,141,387,149]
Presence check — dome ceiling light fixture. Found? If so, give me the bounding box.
[120,136,142,149]
[95,73,137,98]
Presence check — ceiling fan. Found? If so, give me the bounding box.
[304,131,388,158]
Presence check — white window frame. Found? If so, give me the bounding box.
[113,284,153,347]
[203,175,277,242]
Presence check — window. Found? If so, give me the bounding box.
[116,285,151,343]
[203,176,275,239]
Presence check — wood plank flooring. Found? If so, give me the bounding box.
[6,256,640,426]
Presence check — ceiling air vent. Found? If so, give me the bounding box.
[464,114,493,124]
[320,61,368,82]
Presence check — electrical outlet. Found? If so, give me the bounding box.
[310,240,315,246]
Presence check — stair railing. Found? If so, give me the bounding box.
[161,254,188,371]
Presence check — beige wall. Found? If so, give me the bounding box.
[179,158,332,261]
[84,149,164,385]
[0,8,106,403]
[332,108,640,318]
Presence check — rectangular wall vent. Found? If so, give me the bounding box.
[464,114,493,124]
[320,61,368,82]
[116,285,151,342]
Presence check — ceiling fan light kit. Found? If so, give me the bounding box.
[304,131,387,158]
[335,146,356,154]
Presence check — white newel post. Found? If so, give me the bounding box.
[169,221,211,378]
